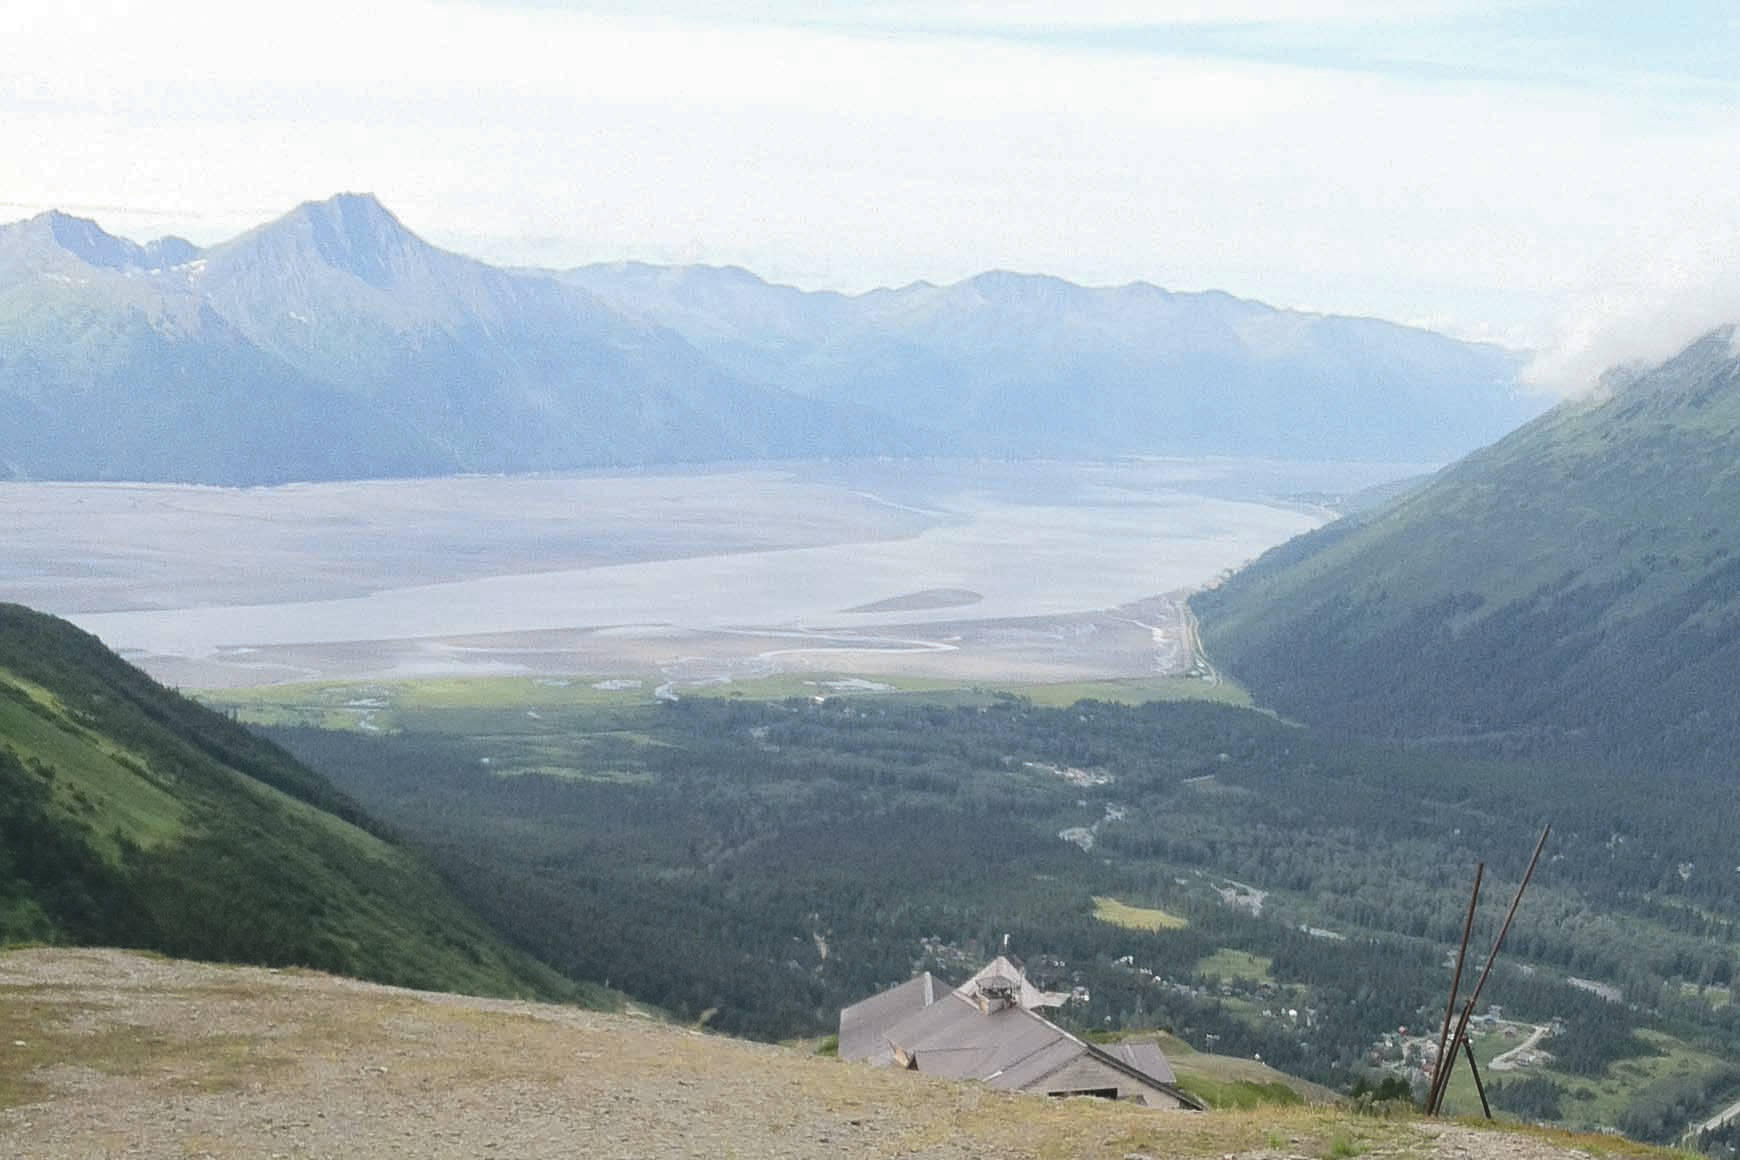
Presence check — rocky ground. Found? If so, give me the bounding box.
[1,948,1639,1160]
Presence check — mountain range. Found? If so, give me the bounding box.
[1195,325,1740,772]
[561,262,1541,462]
[0,194,1544,485]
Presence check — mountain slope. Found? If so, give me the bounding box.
[0,602,578,998]
[197,195,923,471]
[1194,326,1740,770]
[0,211,439,484]
[562,263,1544,461]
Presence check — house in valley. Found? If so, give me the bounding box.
[837,956,1203,1110]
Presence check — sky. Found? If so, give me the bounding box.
[7,1,1740,389]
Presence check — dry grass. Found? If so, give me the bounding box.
[0,948,1678,1160]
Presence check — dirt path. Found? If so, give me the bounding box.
[1489,1025,1551,1072]
[2,949,1619,1160]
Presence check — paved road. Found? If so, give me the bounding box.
[1686,1092,1740,1141]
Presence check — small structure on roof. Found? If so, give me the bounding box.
[838,956,1203,1110]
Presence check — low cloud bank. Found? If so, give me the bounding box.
[1525,233,1740,398]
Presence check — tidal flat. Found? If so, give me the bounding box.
[0,458,1424,688]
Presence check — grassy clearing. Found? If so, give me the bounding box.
[1007,676,1251,707]
[1438,1026,1729,1132]
[1197,948,1274,983]
[199,676,654,731]
[1174,1072,1304,1110]
[1554,1030,1732,1130]
[494,765,655,784]
[687,673,969,700]
[1433,1028,1514,1118]
[1153,1030,1340,1106]
[1093,896,1190,931]
[198,670,1248,733]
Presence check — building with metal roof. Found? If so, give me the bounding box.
[838,956,1203,1110]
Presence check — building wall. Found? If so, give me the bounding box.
[1032,1055,1189,1109]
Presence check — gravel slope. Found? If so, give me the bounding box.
[2,948,1621,1160]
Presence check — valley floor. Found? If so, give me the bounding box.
[2,948,1641,1160]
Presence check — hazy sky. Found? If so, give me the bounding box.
[7,1,1740,382]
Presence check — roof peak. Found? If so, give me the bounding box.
[954,956,1066,1011]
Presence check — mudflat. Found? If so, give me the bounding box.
[1,459,1418,687]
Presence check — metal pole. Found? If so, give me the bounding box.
[1427,824,1550,1114]
[1428,863,1484,1111]
[1462,1035,1493,1119]
[1428,993,1475,1116]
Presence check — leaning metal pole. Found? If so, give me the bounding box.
[1427,862,1484,1109]
[1427,824,1550,1115]
[1462,1035,1493,1119]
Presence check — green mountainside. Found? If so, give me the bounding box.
[1194,326,1740,771]
[0,603,581,1000]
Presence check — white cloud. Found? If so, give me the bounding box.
[791,0,1486,29]
[1524,229,1740,396]
[5,0,1740,351]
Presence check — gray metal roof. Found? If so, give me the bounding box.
[1106,1040,1178,1085]
[838,966,1204,1110]
[888,994,1067,1083]
[838,971,939,1064]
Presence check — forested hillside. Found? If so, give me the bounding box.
[1195,325,1740,772]
[243,685,1740,1137]
[0,604,582,1001]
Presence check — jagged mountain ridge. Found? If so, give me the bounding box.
[197,196,932,472]
[2,194,1542,484]
[1194,325,1740,771]
[559,262,1544,461]
[0,196,925,483]
[0,206,436,483]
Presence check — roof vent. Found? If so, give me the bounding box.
[974,974,1019,1013]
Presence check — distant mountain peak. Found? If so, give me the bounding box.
[142,235,202,269]
[251,193,429,289]
[35,210,141,269]
[963,269,1073,297]
[0,210,201,272]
